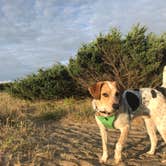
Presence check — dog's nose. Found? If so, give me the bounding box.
[112,103,119,110]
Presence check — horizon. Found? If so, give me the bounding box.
[0,0,166,81]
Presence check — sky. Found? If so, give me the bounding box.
[0,0,166,81]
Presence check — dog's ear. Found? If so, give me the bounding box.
[88,82,104,99]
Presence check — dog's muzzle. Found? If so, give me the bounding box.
[96,110,117,117]
[112,103,120,110]
[92,100,118,117]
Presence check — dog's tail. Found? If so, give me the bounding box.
[162,65,166,88]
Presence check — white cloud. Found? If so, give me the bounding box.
[0,0,166,81]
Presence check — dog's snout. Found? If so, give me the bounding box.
[112,103,119,110]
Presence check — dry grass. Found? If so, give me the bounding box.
[0,92,94,123]
[0,93,164,165]
[0,92,94,165]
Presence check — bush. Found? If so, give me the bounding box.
[68,24,166,90]
[6,24,166,100]
[7,64,87,100]
[0,82,12,92]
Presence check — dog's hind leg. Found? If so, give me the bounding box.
[95,116,108,163]
[144,117,158,155]
[156,117,166,144]
[157,127,166,163]
[114,124,129,164]
[158,129,166,144]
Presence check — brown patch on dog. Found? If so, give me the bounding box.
[88,82,104,99]
[100,82,119,109]
[89,81,120,113]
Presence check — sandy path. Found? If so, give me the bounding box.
[2,120,166,166]
[34,122,166,166]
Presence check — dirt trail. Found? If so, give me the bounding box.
[1,120,166,166]
[34,121,166,166]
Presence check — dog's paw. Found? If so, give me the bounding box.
[114,154,122,164]
[162,159,166,163]
[114,158,122,165]
[146,150,155,155]
[99,155,108,163]
[99,159,107,164]
[114,152,122,164]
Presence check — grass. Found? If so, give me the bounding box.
[0,92,94,165]
[0,92,94,123]
[0,92,147,165]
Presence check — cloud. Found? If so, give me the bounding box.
[0,0,166,81]
[88,0,166,34]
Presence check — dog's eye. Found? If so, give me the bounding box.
[115,92,119,97]
[102,93,109,97]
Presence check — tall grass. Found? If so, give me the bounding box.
[0,92,94,164]
[0,92,94,125]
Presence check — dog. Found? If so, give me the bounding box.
[88,66,166,164]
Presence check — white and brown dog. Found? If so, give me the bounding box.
[88,66,166,164]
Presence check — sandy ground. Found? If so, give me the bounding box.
[32,121,166,166]
[1,120,166,166]
[1,93,166,165]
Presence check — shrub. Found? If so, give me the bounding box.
[0,82,12,92]
[6,24,166,99]
[68,24,166,90]
[7,64,87,100]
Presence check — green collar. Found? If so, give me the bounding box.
[97,115,115,128]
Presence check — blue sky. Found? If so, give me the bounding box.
[0,0,166,81]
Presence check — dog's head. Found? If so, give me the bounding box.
[88,81,120,116]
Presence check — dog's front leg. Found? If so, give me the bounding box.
[95,116,108,163]
[143,117,157,155]
[114,125,129,164]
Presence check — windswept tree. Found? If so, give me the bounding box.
[69,24,166,90]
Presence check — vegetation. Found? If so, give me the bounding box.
[0,24,166,165]
[0,82,12,92]
[5,24,166,100]
[69,24,166,90]
[0,92,93,165]
[7,64,87,100]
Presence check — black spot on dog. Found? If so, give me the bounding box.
[126,92,140,111]
[156,86,166,97]
[151,90,157,98]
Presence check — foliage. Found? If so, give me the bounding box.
[0,82,12,92]
[69,24,166,89]
[6,24,166,99]
[7,64,87,100]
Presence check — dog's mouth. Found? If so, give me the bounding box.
[96,110,116,117]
